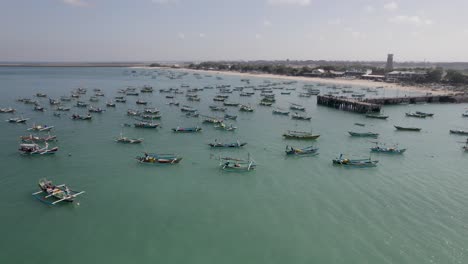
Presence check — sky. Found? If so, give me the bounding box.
[1,0,468,62]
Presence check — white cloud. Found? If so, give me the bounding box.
[263,19,272,26]
[364,5,375,13]
[178,33,185,39]
[389,15,434,26]
[267,0,311,6]
[199,33,205,38]
[384,2,398,11]
[328,18,341,25]
[351,31,362,38]
[255,33,262,39]
[63,0,88,7]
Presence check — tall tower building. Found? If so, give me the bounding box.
[385,54,394,72]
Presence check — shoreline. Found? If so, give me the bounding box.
[133,66,453,96]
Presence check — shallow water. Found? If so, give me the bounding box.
[1,67,468,264]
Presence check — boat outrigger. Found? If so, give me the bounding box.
[32,179,84,205]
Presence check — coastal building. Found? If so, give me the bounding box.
[386,71,427,82]
[385,54,394,72]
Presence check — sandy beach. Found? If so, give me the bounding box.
[133,66,452,96]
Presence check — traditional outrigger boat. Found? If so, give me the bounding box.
[36,93,47,97]
[115,97,127,103]
[0,107,16,113]
[285,145,319,156]
[273,108,289,115]
[348,131,379,137]
[224,114,237,120]
[416,111,434,117]
[140,114,162,120]
[214,122,237,131]
[76,101,89,107]
[332,154,378,167]
[32,178,84,205]
[20,134,57,143]
[239,104,254,112]
[219,155,256,172]
[181,105,197,112]
[19,143,58,155]
[370,143,406,154]
[127,109,140,116]
[259,101,273,106]
[34,105,45,112]
[115,133,143,144]
[168,101,180,106]
[136,99,148,105]
[450,129,468,135]
[283,130,320,140]
[89,96,99,102]
[88,106,105,113]
[406,112,426,118]
[186,112,199,118]
[365,113,389,119]
[136,153,182,164]
[106,101,116,107]
[223,102,240,107]
[49,98,60,105]
[28,124,54,131]
[394,125,421,131]
[56,106,71,111]
[144,108,159,114]
[209,105,227,112]
[354,123,365,126]
[291,113,311,121]
[209,140,246,148]
[289,103,305,111]
[7,117,29,123]
[172,126,202,133]
[71,114,92,120]
[134,122,159,128]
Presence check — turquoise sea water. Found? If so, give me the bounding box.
[1,67,468,264]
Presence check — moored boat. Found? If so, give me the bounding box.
[291,113,311,121]
[283,130,320,140]
[450,129,468,135]
[136,153,182,164]
[71,114,92,120]
[332,154,378,167]
[172,126,202,133]
[27,124,54,131]
[7,117,29,123]
[134,122,159,128]
[224,114,237,120]
[19,143,58,155]
[394,125,421,131]
[32,178,84,205]
[348,131,378,137]
[219,156,256,172]
[406,112,426,118]
[209,140,246,148]
[370,143,406,154]
[285,145,319,156]
[239,104,254,112]
[115,133,143,144]
[365,113,389,119]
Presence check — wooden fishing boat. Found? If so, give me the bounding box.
[332,154,378,167]
[71,114,92,120]
[32,179,84,205]
[394,125,421,131]
[187,96,201,101]
[144,108,159,114]
[450,129,468,135]
[88,107,105,113]
[291,113,311,121]
[224,114,237,120]
[181,105,197,112]
[186,112,199,118]
[415,111,434,117]
[56,106,70,111]
[20,134,57,143]
[259,101,273,106]
[219,156,256,172]
[28,124,54,131]
[0,107,15,113]
[141,114,162,120]
[106,101,116,107]
[203,116,223,124]
[172,126,202,133]
[6,117,29,123]
[209,105,227,112]
[214,122,237,131]
[115,133,143,144]
[115,98,127,103]
[223,102,239,107]
[49,98,60,105]
[213,97,226,102]
[209,140,246,148]
[365,113,389,119]
[283,130,320,140]
[299,93,312,98]
[136,99,148,105]
[134,122,159,128]
[406,112,426,118]
[354,123,365,126]
[239,104,254,112]
[281,91,291,95]
[126,92,139,96]
[168,101,180,106]
[285,145,319,156]
[140,86,153,93]
[240,92,253,96]
[36,93,47,98]
[272,108,289,115]
[136,153,182,164]
[348,131,379,137]
[89,96,99,102]
[34,105,45,112]
[370,143,406,154]
[19,143,58,155]
[76,101,89,107]
[289,103,305,111]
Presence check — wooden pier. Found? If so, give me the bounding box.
[317,95,381,113]
[364,95,458,105]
